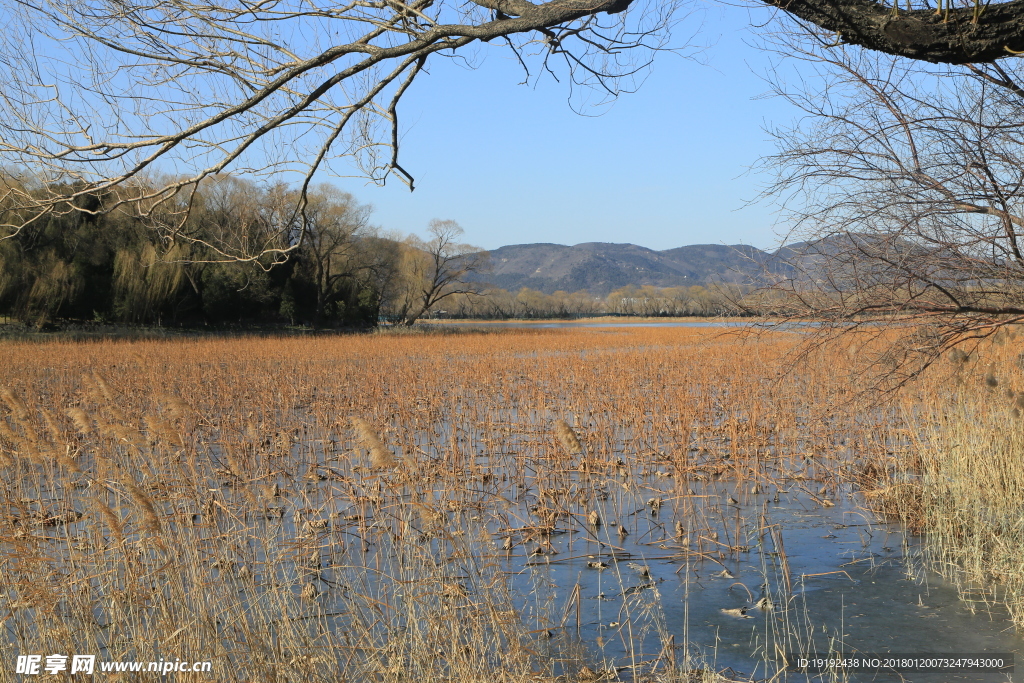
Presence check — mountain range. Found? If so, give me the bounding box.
[472,242,793,296]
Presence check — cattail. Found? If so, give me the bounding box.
[554,420,583,456]
[351,418,395,468]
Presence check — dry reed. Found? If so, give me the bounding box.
[351,417,395,468]
[555,419,584,456]
[0,324,1013,681]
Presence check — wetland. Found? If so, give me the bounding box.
[0,326,1021,682]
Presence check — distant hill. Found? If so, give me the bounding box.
[473,242,787,296]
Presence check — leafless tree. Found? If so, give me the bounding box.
[390,219,489,324]
[0,0,686,260]
[4,0,1024,264]
[288,185,378,326]
[755,26,1024,387]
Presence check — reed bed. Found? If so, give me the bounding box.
[0,325,1010,681]
[859,333,1024,630]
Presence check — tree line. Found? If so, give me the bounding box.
[439,284,747,319]
[0,172,754,329]
[0,175,485,329]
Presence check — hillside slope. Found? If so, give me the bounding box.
[477,242,779,295]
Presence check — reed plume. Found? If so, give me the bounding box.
[125,481,163,535]
[158,392,192,422]
[92,371,116,402]
[352,417,395,468]
[93,499,125,544]
[1,387,31,422]
[39,407,65,445]
[55,444,82,473]
[554,419,583,456]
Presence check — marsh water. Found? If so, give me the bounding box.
[486,479,1021,681]
[509,487,1019,681]
[278,452,1022,682]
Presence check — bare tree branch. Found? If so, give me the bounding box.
[0,0,680,258]
[752,26,1024,389]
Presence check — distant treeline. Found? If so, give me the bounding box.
[438,283,749,319]
[0,174,751,329]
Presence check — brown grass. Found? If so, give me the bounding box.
[0,325,1019,680]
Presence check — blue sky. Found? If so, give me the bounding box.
[328,3,802,253]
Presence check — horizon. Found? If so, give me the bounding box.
[477,238,791,253]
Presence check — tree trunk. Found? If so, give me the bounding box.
[764,0,1024,64]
